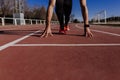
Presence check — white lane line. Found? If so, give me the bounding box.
[13,43,120,47]
[0,30,40,51]
[75,24,120,37]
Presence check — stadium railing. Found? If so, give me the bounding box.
[0,17,58,26]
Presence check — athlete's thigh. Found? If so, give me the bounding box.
[64,0,72,6]
[64,0,72,15]
[56,0,64,9]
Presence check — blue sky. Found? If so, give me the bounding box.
[27,0,120,20]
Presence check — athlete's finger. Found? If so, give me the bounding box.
[50,33,53,36]
[40,32,46,38]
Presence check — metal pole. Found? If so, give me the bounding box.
[104,10,107,24]
[98,14,100,24]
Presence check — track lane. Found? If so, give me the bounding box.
[0,24,120,80]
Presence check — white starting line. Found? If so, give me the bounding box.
[0,24,120,51]
[0,30,40,51]
[12,43,120,47]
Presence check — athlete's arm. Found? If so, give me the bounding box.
[80,0,93,37]
[41,0,56,38]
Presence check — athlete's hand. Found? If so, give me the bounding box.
[40,27,53,38]
[85,27,93,38]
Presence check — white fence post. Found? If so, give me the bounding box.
[30,19,32,25]
[1,18,5,26]
[36,20,38,24]
[14,18,17,26]
[44,20,46,25]
[23,19,26,25]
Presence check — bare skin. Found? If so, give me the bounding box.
[80,0,93,37]
[41,0,93,38]
[41,0,56,38]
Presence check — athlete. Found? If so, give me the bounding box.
[41,0,93,38]
[41,0,72,38]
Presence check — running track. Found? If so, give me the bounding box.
[0,24,120,80]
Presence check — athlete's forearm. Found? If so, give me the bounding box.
[46,6,54,27]
[80,0,89,25]
[46,0,56,28]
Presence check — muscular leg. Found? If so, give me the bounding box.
[64,0,72,26]
[55,0,64,30]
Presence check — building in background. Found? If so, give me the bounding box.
[13,0,25,25]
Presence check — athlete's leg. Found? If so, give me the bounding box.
[55,0,64,30]
[64,0,72,26]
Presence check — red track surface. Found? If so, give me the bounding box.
[0,24,120,80]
